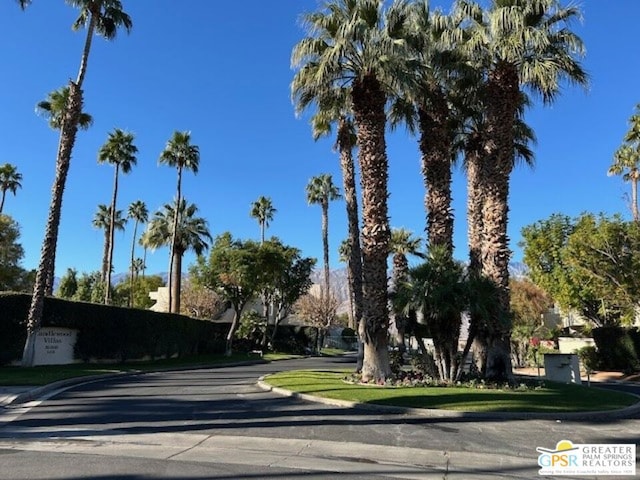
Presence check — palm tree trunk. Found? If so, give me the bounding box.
[23,82,83,367]
[105,166,119,304]
[352,73,391,382]
[260,220,265,244]
[101,228,109,284]
[418,90,453,256]
[466,133,484,275]
[75,12,96,88]
[129,219,139,307]
[168,167,183,313]
[337,117,363,333]
[632,176,638,222]
[0,190,6,213]
[171,247,182,314]
[321,200,330,299]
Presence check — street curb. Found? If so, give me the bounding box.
[257,375,640,421]
[4,359,270,406]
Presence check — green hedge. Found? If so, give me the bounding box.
[0,293,229,365]
[592,326,640,372]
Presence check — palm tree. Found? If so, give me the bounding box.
[25,0,132,366]
[388,228,423,353]
[138,230,151,278]
[158,131,200,313]
[127,200,148,307]
[98,128,138,304]
[145,199,211,314]
[92,204,126,290]
[249,196,276,243]
[292,0,413,381]
[305,87,365,349]
[306,174,341,300]
[0,163,22,214]
[447,0,587,380]
[609,105,640,221]
[35,86,93,295]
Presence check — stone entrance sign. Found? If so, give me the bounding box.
[33,327,78,366]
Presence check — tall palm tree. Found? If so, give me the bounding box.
[249,196,276,243]
[388,228,423,353]
[25,0,132,366]
[98,128,138,304]
[145,199,211,314]
[158,131,200,313]
[306,87,365,348]
[92,204,126,288]
[448,0,587,380]
[610,105,640,221]
[0,163,22,214]
[35,86,93,295]
[138,230,151,278]
[127,200,148,307]
[306,174,341,300]
[292,0,413,381]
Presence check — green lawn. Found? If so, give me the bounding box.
[0,352,300,386]
[264,370,638,413]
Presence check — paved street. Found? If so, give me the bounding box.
[0,356,638,479]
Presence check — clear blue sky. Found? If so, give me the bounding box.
[0,1,638,280]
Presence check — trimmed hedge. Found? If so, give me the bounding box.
[0,293,229,365]
[592,326,640,372]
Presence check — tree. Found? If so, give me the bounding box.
[0,214,31,292]
[111,274,164,309]
[0,164,22,214]
[158,131,200,312]
[25,0,132,366]
[145,199,211,314]
[447,0,587,380]
[250,196,276,244]
[98,128,138,304]
[56,268,78,299]
[180,280,225,319]
[92,204,126,286]
[310,88,365,339]
[35,85,93,295]
[510,279,552,367]
[71,271,104,303]
[294,290,340,353]
[610,105,640,221]
[292,0,413,381]
[305,174,341,299]
[191,233,262,356]
[127,200,148,307]
[388,228,423,352]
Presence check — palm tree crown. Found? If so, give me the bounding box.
[36,86,94,131]
[250,196,276,244]
[0,163,22,214]
[609,105,640,221]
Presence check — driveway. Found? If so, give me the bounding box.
[0,356,637,479]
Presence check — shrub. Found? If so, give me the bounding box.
[592,326,639,372]
[577,346,600,373]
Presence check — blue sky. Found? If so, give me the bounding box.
[0,1,638,280]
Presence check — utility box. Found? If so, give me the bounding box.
[544,353,581,384]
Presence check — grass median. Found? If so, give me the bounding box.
[264,370,638,413]
[0,352,299,386]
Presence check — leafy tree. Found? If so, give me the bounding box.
[446,0,587,380]
[56,268,78,299]
[127,200,148,306]
[249,196,276,244]
[145,199,211,314]
[35,85,93,295]
[98,128,138,304]
[92,204,126,285]
[306,174,341,299]
[191,233,262,356]
[0,163,22,214]
[294,290,340,353]
[0,214,31,292]
[111,274,164,309]
[25,0,132,366]
[610,104,640,221]
[292,0,413,381]
[71,271,104,303]
[158,131,200,313]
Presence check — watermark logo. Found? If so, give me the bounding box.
[537,440,636,476]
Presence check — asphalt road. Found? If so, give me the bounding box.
[0,356,638,479]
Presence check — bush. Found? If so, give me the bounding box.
[592,326,640,372]
[0,293,230,365]
[577,346,600,372]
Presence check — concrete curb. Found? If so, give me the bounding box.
[257,375,640,421]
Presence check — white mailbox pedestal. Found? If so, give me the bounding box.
[543,353,581,384]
